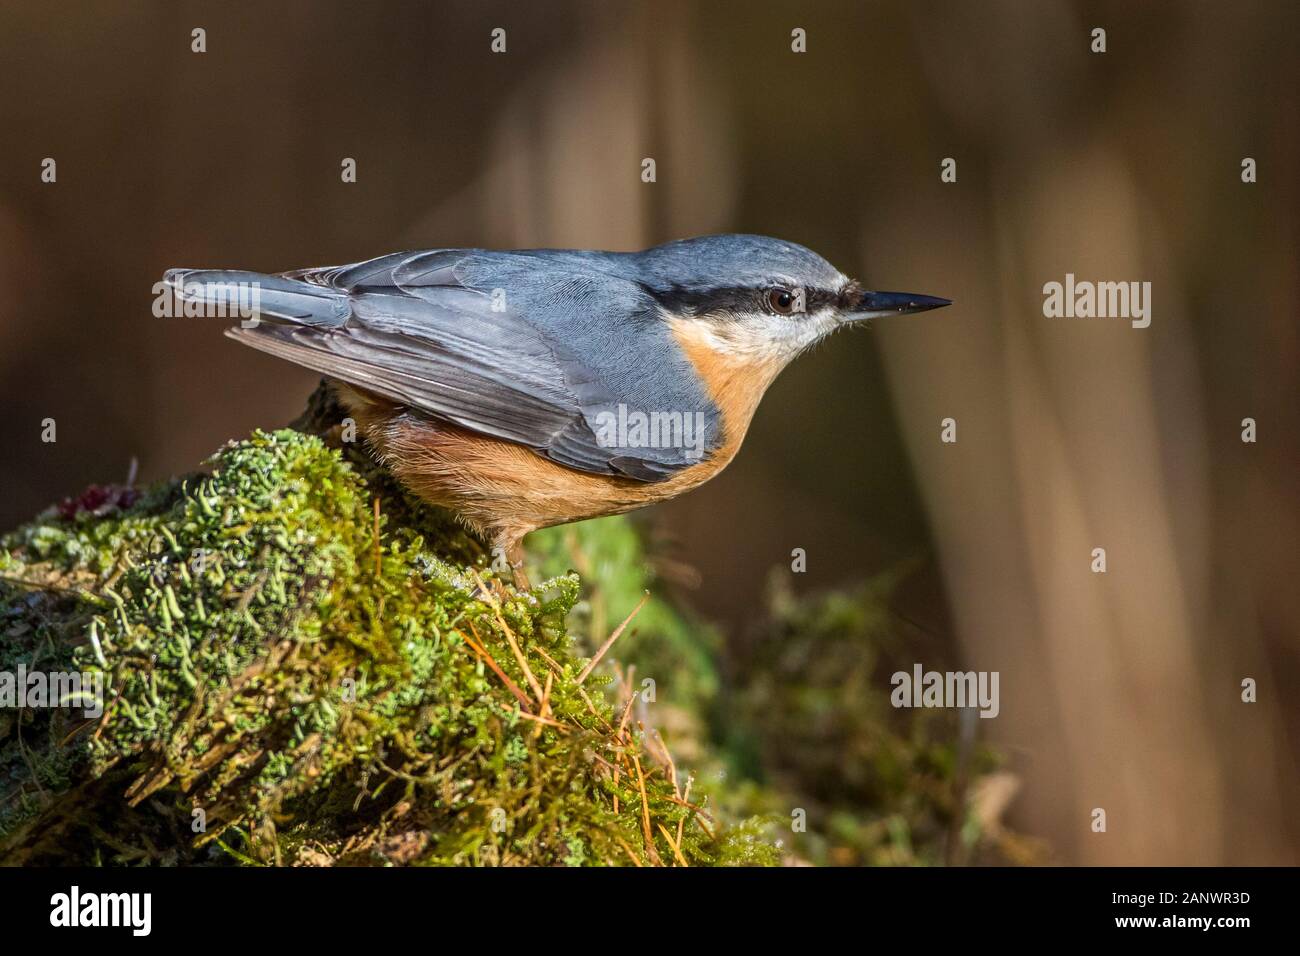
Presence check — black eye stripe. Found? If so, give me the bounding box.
[653,285,837,316]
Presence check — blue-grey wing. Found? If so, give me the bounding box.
[182,250,720,481]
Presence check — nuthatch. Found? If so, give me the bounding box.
[166,235,949,586]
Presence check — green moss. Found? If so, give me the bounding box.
[723,570,1035,866]
[0,429,774,866]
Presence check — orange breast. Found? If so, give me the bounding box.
[333,320,784,542]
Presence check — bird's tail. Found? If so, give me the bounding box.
[162,268,349,327]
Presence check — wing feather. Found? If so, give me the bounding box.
[204,250,720,480]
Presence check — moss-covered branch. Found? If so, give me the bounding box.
[0,426,773,866]
[1,381,1028,866]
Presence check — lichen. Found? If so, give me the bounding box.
[0,429,777,866]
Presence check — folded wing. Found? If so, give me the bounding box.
[167,250,718,481]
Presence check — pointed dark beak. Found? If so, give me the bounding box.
[845,289,952,321]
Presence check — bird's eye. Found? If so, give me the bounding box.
[767,287,798,315]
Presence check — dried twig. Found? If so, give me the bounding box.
[631,752,661,865]
[613,834,643,867]
[657,822,689,867]
[470,569,544,704]
[533,671,554,740]
[458,625,532,710]
[576,591,649,685]
[676,776,693,849]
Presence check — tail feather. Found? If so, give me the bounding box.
[163,268,350,327]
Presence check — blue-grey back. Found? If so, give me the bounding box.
[181,240,809,480]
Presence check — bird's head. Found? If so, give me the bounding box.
[632,234,950,367]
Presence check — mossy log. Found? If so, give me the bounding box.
[0,386,774,866]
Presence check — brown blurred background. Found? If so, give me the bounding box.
[0,0,1296,864]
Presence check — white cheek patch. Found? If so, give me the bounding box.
[702,309,838,361]
[666,306,842,371]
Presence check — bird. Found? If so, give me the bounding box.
[165,235,950,587]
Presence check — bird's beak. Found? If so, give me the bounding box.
[843,289,952,322]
